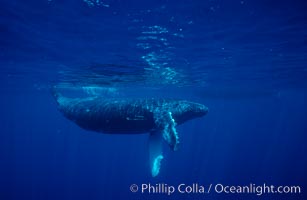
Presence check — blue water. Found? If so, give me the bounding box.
[1,0,307,199]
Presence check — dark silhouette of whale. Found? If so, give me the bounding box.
[53,90,208,176]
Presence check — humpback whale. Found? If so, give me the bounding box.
[52,90,208,177]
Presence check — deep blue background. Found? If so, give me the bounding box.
[0,0,307,199]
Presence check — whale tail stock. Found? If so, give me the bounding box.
[51,86,70,107]
[50,85,61,105]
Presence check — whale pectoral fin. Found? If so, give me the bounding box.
[149,110,180,177]
[149,130,164,177]
[162,111,179,151]
[153,110,179,151]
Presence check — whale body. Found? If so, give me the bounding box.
[53,92,208,176]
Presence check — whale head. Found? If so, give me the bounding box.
[170,100,208,125]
